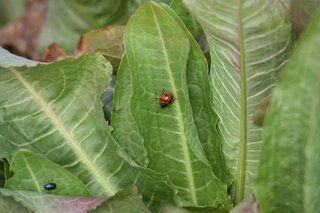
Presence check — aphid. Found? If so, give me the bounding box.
[44,182,56,190]
[159,91,174,108]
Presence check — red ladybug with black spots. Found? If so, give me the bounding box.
[159,91,174,108]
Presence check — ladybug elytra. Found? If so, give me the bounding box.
[159,92,174,108]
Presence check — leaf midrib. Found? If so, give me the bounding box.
[235,0,247,204]
[9,67,118,196]
[151,5,198,205]
[23,155,42,192]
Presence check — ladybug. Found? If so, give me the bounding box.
[44,182,56,190]
[159,92,174,108]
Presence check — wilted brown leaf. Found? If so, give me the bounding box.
[0,0,48,58]
[40,43,68,62]
[76,25,125,55]
[76,25,125,74]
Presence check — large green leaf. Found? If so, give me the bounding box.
[161,2,233,189]
[256,13,320,213]
[121,2,230,208]
[111,56,148,167]
[132,168,176,211]
[5,150,90,196]
[0,188,105,213]
[0,191,30,213]
[169,0,203,38]
[112,55,179,211]
[90,185,151,213]
[0,54,135,197]
[1,186,150,213]
[38,0,140,52]
[183,0,294,202]
[290,0,320,34]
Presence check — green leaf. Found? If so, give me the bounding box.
[0,191,30,213]
[160,205,191,213]
[78,26,125,55]
[5,150,90,196]
[183,0,294,202]
[152,0,172,4]
[160,205,228,213]
[90,185,151,213]
[290,0,320,34]
[0,188,105,213]
[256,13,320,213]
[133,167,177,211]
[169,0,203,37]
[161,2,233,189]
[0,0,26,27]
[38,0,139,52]
[77,26,125,74]
[0,47,39,67]
[123,2,230,208]
[95,26,125,74]
[0,54,135,197]
[112,56,176,211]
[111,55,148,167]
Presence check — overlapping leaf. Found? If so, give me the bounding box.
[256,13,320,213]
[1,185,150,213]
[0,188,105,213]
[161,3,233,188]
[38,0,140,52]
[112,2,231,208]
[169,0,203,38]
[90,185,151,213]
[290,0,320,34]
[0,54,136,196]
[77,26,125,73]
[183,0,294,202]
[111,56,148,167]
[5,150,90,196]
[112,54,176,212]
[0,191,30,213]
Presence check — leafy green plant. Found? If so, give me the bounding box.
[114,2,231,208]
[256,12,320,213]
[38,0,140,52]
[183,0,294,203]
[1,0,320,212]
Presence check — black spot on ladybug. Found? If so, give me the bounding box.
[44,182,56,190]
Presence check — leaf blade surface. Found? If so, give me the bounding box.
[5,150,90,196]
[0,54,135,196]
[124,2,230,208]
[183,0,293,202]
[256,13,320,213]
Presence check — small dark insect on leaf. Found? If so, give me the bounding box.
[44,182,56,190]
[159,91,174,108]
